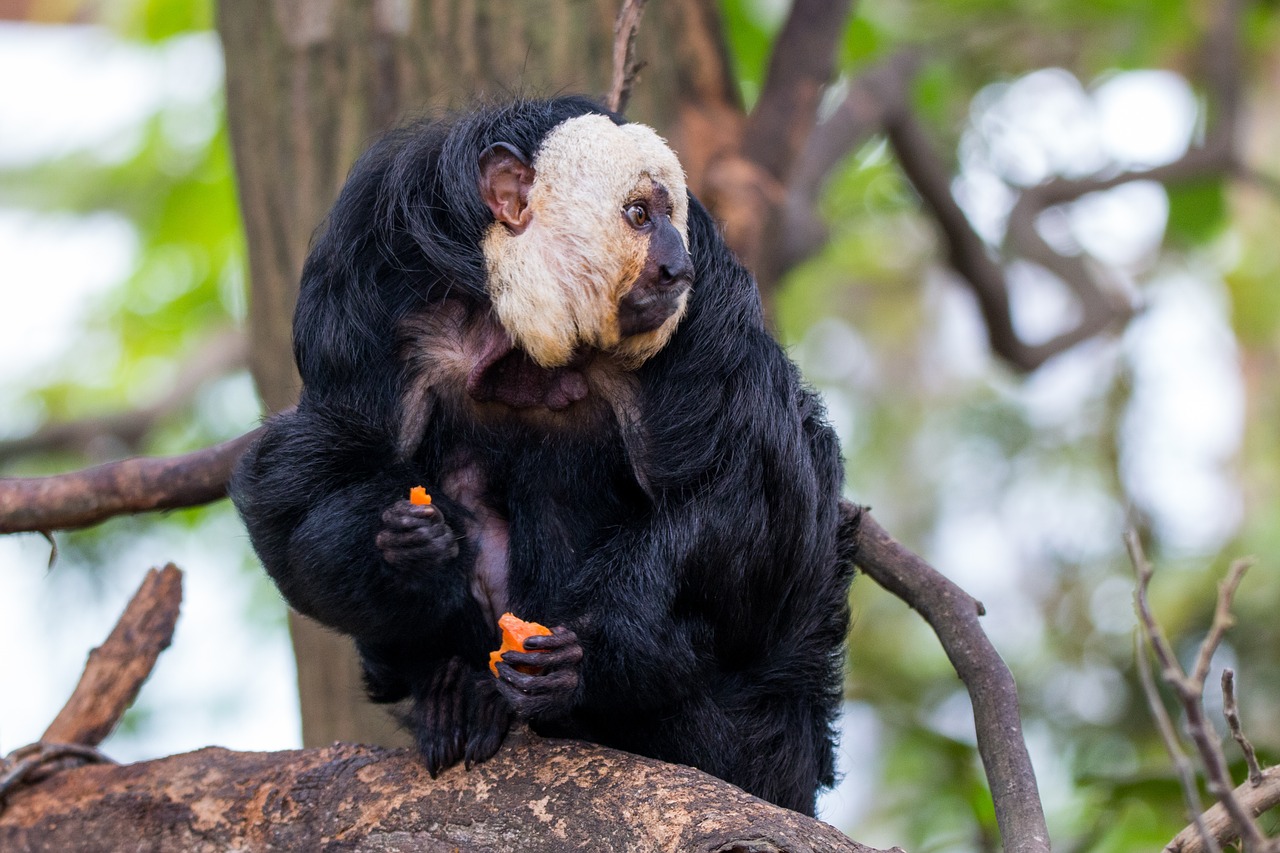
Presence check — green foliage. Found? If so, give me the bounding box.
[1165,178,1228,247]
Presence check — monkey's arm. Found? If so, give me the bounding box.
[560,343,846,718]
[231,401,473,641]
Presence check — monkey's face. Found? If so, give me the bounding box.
[479,114,692,372]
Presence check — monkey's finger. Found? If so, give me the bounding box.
[381,503,439,529]
[504,644,582,669]
[376,526,449,549]
[522,627,579,652]
[495,661,579,696]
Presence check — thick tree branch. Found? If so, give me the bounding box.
[0,428,260,534]
[0,329,248,465]
[0,738,892,852]
[842,501,1050,853]
[0,560,890,850]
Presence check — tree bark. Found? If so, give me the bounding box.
[0,735,891,853]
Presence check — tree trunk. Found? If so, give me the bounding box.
[216,0,732,748]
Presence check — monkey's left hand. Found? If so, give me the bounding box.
[493,626,583,721]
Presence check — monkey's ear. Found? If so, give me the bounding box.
[479,142,535,234]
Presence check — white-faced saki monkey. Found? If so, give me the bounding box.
[232,96,852,816]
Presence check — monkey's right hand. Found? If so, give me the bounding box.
[376,499,459,567]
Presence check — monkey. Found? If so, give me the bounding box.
[231,96,852,817]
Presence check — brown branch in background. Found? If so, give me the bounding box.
[606,0,649,114]
[875,99,1040,368]
[741,0,855,184]
[43,564,183,746]
[0,329,248,465]
[0,428,261,534]
[778,52,914,271]
[1222,669,1264,786]
[1127,531,1272,853]
[842,501,1051,853]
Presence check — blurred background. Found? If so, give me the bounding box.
[1,1,1279,850]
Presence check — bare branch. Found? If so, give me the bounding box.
[0,328,248,464]
[1128,531,1270,853]
[0,428,261,534]
[606,0,649,114]
[1136,636,1219,853]
[42,565,183,747]
[843,500,1051,853]
[1222,669,1264,787]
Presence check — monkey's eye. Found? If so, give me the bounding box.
[624,203,650,229]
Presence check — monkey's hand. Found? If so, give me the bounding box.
[493,626,582,721]
[375,499,459,571]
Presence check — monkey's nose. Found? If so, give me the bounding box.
[658,254,693,288]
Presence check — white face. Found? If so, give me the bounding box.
[481,114,691,369]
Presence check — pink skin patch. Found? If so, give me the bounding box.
[465,315,591,411]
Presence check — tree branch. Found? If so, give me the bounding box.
[0,428,261,534]
[1167,767,1280,853]
[606,0,649,114]
[1222,669,1264,787]
[1128,530,1274,853]
[742,0,856,184]
[0,559,891,851]
[0,738,893,852]
[42,564,183,746]
[0,329,248,465]
[778,52,916,272]
[842,501,1050,853]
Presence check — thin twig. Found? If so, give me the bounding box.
[606,0,649,114]
[1135,635,1220,853]
[1222,669,1264,786]
[1128,531,1270,852]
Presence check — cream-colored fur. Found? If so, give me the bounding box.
[482,114,689,369]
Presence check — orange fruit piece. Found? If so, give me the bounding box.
[488,612,552,676]
[409,486,432,506]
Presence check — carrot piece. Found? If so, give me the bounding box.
[488,611,553,676]
[409,486,432,506]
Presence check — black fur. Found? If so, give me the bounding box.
[231,97,852,816]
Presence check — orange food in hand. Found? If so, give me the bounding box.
[488,612,552,676]
[409,486,432,506]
